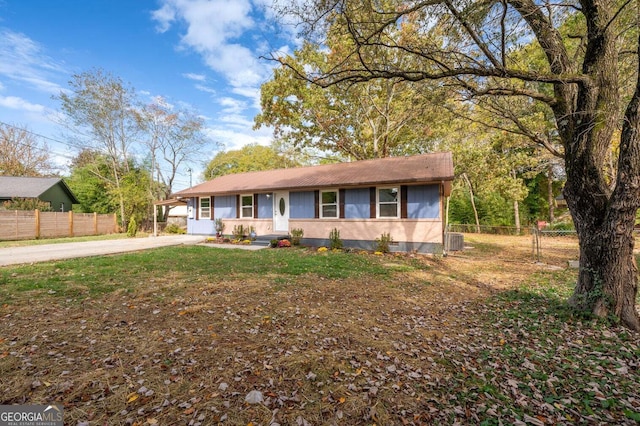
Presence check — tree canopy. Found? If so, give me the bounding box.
[0,123,55,177]
[56,68,214,227]
[203,144,299,180]
[255,41,443,160]
[272,0,640,329]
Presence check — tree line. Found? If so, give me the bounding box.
[258,0,640,329]
[1,68,213,229]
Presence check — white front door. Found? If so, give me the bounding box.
[273,192,289,232]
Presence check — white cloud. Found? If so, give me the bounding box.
[152,0,292,153]
[218,97,247,114]
[0,29,66,94]
[205,126,271,151]
[0,95,45,112]
[231,86,261,108]
[152,0,273,93]
[219,114,255,130]
[194,84,216,95]
[183,72,206,81]
[151,3,177,33]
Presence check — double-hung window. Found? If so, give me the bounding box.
[378,187,399,218]
[200,197,211,219]
[241,194,253,218]
[320,190,338,218]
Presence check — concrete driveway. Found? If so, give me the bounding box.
[0,235,207,267]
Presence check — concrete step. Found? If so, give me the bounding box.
[253,234,291,247]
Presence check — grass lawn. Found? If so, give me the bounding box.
[0,235,638,425]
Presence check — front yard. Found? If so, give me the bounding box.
[0,235,638,425]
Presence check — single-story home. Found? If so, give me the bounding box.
[0,176,79,212]
[169,152,454,253]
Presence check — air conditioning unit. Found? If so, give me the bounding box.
[446,232,464,252]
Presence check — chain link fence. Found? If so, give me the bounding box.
[445,224,580,263]
[447,223,532,236]
[531,226,578,262]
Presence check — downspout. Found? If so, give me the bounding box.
[442,181,449,256]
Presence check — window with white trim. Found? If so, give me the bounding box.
[241,194,253,218]
[378,187,399,218]
[320,190,338,218]
[200,197,211,219]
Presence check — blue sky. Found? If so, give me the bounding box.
[0,0,294,189]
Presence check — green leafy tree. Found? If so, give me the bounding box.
[67,150,151,227]
[203,144,299,179]
[56,68,139,229]
[275,0,640,329]
[67,150,114,214]
[256,41,442,160]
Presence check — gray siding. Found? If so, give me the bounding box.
[344,188,370,218]
[188,217,215,235]
[290,191,315,219]
[407,185,439,218]
[214,195,236,218]
[257,193,273,219]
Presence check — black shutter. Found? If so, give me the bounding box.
[400,186,408,219]
[370,187,376,218]
[236,195,240,218]
[211,196,215,220]
[314,190,320,219]
[339,189,346,219]
[253,194,259,218]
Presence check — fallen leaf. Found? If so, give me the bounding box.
[245,390,264,404]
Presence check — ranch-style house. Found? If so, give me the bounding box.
[168,152,454,253]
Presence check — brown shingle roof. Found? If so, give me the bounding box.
[174,152,453,197]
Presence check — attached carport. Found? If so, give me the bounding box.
[153,198,188,236]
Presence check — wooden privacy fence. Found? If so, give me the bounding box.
[0,210,118,241]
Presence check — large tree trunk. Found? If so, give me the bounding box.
[570,215,639,330]
[513,200,521,235]
[565,23,640,331]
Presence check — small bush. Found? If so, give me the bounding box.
[375,232,393,253]
[214,218,225,235]
[2,198,53,211]
[329,228,343,250]
[291,228,304,245]
[127,217,138,237]
[164,223,186,234]
[277,239,291,248]
[232,224,247,240]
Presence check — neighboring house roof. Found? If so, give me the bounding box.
[174,152,454,197]
[0,176,80,204]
